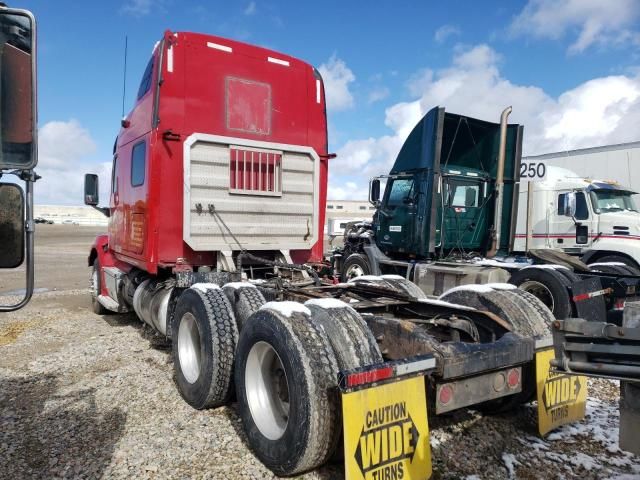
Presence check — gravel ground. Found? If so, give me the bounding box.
[0,227,638,479]
[1,289,638,479]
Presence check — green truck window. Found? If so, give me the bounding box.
[446,179,481,207]
[387,178,414,207]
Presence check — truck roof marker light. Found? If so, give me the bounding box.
[316,79,321,104]
[268,56,290,67]
[207,41,232,53]
[167,45,173,73]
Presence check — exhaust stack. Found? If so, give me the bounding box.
[487,106,512,258]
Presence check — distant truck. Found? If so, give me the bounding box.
[514,166,640,271]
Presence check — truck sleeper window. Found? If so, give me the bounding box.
[447,179,481,207]
[137,57,154,100]
[131,142,146,187]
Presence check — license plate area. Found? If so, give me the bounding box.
[435,366,522,414]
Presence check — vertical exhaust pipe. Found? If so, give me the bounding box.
[487,106,512,258]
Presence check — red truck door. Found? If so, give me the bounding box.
[113,52,158,258]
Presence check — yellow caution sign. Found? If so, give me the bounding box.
[342,376,431,480]
[536,348,588,436]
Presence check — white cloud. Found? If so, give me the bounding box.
[434,25,461,43]
[368,86,390,104]
[331,43,640,198]
[318,55,356,111]
[510,0,640,54]
[244,1,256,15]
[35,120,100,205]
[120,0,153,16]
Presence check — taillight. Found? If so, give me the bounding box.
[614,299,626,310]
[507,368,520,389]
[438,384,453,405]
[493,372,506,392]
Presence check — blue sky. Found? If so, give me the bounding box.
[20,0,640,204]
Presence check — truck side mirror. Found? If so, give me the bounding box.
[370,179,380,204]
[565,192,577,217]
[84,174,99,206]
[0,9,36,170]
[0,183,25,268]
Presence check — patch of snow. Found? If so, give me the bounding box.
[502,452,520,478]
[464,476,481,480]
[348,275,383,283]
[222,282,256,290]
[485,282,517,290]
[418,298,476,311]
[349,298,359,303]
[522,264,570,271]
[260,301,310,317]
[381,274,406,280]
[589,262,628,268]
[248,278,267,284]
[474,259,528,269]
[305,298,350,309]
[439,284,495,295]
[570,452,600,471]
[191,283,221,292]
[547,398,623,455]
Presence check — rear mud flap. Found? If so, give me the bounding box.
[339,357,434,480]
[535,347,588,436]
[571,277,608,322]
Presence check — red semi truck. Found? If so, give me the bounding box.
[85,32,577,476]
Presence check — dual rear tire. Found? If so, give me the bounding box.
[234,300,382,476]
[172,284,382,476]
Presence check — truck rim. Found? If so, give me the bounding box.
[245,341,290,440]
[178,312,202,384]
[518,281,555,312]
[345,264,365,280]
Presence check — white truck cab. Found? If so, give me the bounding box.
[514,167,640,269]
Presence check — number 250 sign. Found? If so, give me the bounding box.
[520,161,547,182]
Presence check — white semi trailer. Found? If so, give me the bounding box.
[523,141,640,194]
[514,166,640,271]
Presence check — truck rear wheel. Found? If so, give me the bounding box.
[590,255,640,272]
[172,285,239,409]
[90,260,108,315]
[381,275,428,300]
[590,262,639,276]
[508,267,574,319]
[223,283,266,329]
[305,299,383,368]
[234,304,340,476]
[341,253,370,281]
